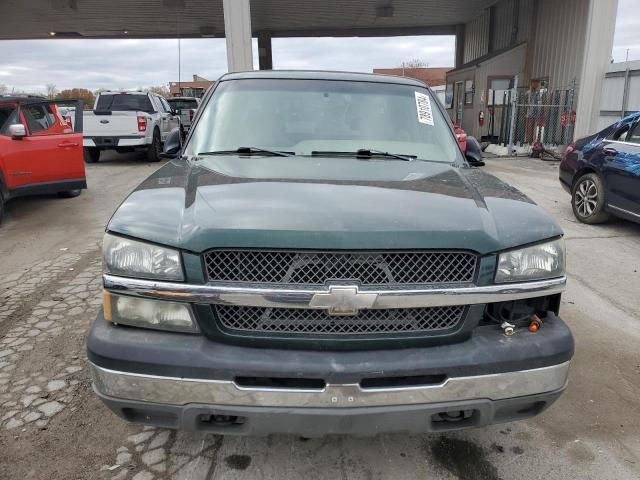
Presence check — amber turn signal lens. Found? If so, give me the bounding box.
[103,290,112,321]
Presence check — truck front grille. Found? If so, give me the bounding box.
[213,305,465,335]
[204,250,477,286]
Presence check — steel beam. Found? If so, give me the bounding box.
[222,0,253,72]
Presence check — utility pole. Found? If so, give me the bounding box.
[507,75,518,156]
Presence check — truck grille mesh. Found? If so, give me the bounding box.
[214,305,465,335]
[204,250,477,286]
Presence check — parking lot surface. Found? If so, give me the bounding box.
[1,154,639,480]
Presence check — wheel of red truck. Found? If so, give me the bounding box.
[84,147,100,163]
[571,173,610,224]
[57,189,82,198]
[147,129,162,162]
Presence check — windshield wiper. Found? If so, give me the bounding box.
[311,149,416,162]
[198,147,293,157]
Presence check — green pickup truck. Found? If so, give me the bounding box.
[88,71,572,436]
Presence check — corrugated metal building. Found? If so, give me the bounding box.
[598,60,640,131]
[446,0,618,142]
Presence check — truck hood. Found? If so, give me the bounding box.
[107,156,562,255]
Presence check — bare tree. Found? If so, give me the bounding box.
[46,84,58,99]
[146,85,171,98]
[401,59,428,69]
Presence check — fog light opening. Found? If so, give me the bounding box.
[484,297,555,328]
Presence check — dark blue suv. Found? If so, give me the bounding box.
[560,112,640,224]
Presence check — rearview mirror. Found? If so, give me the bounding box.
[159,127,182,159]
[9,124,27,139]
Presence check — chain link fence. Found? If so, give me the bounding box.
[511,85,577,149]
[486,82,578,157]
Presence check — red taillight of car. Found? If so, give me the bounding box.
[137,115,147,132]
[565,143,576,156]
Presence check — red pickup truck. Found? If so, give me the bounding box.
[0,97,86,223]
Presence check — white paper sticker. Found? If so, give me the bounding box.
[415,92,434,126]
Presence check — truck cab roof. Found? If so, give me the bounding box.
[219,70,428,88]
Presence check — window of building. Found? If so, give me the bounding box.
[445,83,454,109]
[488,78,512,106]
[464,80,474,105]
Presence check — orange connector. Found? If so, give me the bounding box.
[528,314,543,332]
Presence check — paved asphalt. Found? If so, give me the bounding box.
[0,152,638,480]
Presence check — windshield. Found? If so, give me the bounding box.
[187,78,461,163]
[168,99,198,110]
[96,94,154,113]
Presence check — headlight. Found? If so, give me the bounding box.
[495,238,565,283]
[103,233,184,281]
[104,291,197,333]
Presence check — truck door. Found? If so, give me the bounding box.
[158,96,180,139]
[0,100,85,191]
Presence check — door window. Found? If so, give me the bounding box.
[626,122,640,144]
[21,103,67,136]
[0,105,19,135]
[611,123,638,143]
[464,80,474,105]
[160,97,172,113]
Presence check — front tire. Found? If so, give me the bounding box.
[84,147,100,163]
[147,129,162,162]
[57,189,82,199]
[571,173,610,224]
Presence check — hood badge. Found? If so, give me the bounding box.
[309,286,378,316]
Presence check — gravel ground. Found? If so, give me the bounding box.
[0,153,639,480]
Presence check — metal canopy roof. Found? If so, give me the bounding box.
[0,0,499,40]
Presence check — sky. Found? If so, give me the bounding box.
[0,0,638,95]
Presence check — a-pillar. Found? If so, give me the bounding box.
[574,0,618,139]
[222,0,253,72]
[258,31,273,70]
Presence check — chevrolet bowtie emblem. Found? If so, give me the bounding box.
[309,286,378,316]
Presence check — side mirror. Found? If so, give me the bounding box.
[159,127,182,159]
[465,155,485,167]
[9,124,27,140]
[465,135,485,167]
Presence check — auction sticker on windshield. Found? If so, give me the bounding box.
[415,92,434,126]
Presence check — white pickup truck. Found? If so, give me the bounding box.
[83,92,180,162]
[167,96,200,135]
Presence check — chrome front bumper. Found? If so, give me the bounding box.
[90,361,570,409]
[102,274,567,310]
